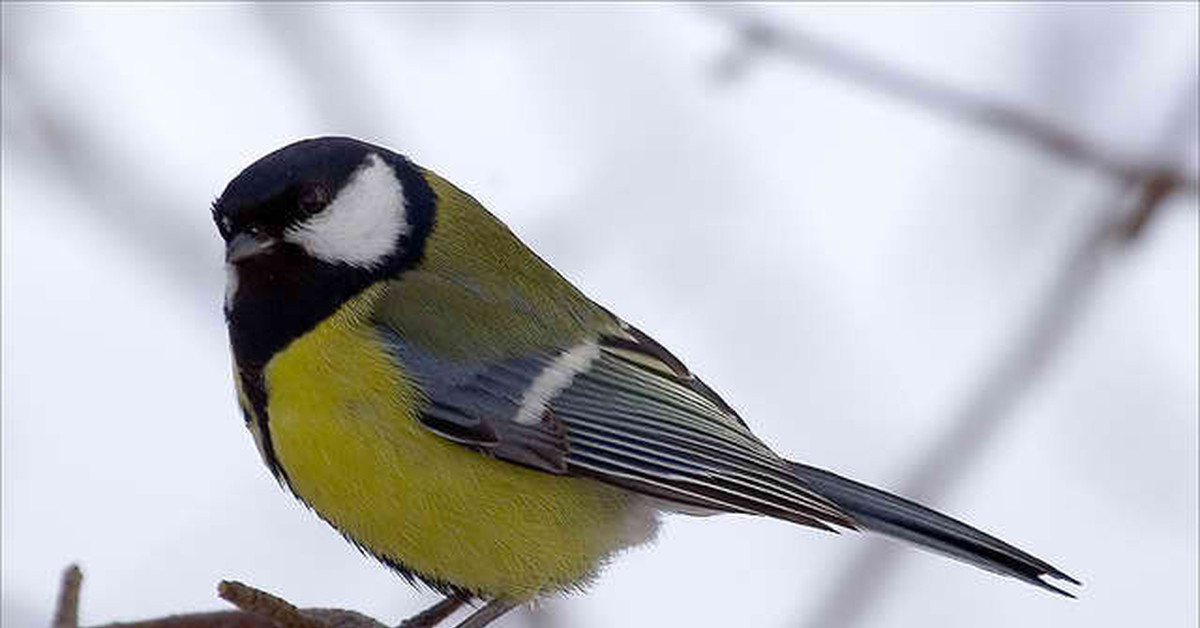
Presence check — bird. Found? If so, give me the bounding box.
[214,136,1077,627]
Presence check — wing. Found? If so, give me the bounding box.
[556,325,853,529]
[375,291,851,530]
[376,172,852,529]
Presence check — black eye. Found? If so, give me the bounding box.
[298,184,329,217]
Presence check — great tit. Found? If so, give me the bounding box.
[214,137,1077,627]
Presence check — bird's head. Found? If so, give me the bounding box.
[213,137,435,365]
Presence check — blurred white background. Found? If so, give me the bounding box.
[2,4,1197,628]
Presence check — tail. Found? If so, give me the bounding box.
[787,462,1080,597]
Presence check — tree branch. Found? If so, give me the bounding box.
[216,581,329,628]
[56,567,390,628]
[707,9,1199,198]
[53,565,83,628]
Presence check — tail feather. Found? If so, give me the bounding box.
[788,462,1080,597]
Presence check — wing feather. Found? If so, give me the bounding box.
[554,343,852,527]
[379,312,854,529]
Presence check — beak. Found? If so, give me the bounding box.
[226,232,275,264]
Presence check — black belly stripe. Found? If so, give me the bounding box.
[239,362,291,486]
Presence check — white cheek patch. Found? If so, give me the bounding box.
[513,341,602,426]
[284,153,408,269]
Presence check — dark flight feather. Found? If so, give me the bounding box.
[787,462,1080,596]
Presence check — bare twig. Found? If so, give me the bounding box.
[216,581,390,628]
[217,581,328,628]
[707,9,1199,198]
[51,565,389,628]
[397,597,465,628]
[53,565,84,628]
[98,611,280,628]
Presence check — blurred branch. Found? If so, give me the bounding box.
[703,9,1198,626]
[795,65,1199,628]
[1,8,403,315]
[254,6,402,141]
[1,50,217,312]
[708,10,1199,198]
[800,174,1162,628]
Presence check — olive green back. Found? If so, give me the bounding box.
[375,169,614,361]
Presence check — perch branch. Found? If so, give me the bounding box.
[217,581,327,628]
[52,566,389,628]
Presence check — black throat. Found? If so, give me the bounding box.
[220,148,435,483]
[227,248,378,482]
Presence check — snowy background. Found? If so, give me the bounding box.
[3,4,1197,628]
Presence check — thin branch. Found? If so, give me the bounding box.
[707,9,1199,198]
[214,581,391,628]
[217,582,328,628]
[397,597,465,628]
[53,565,391,628]
[98,612,279,628]
[53,565,84,628]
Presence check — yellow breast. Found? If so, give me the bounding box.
[262,286,654,599]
